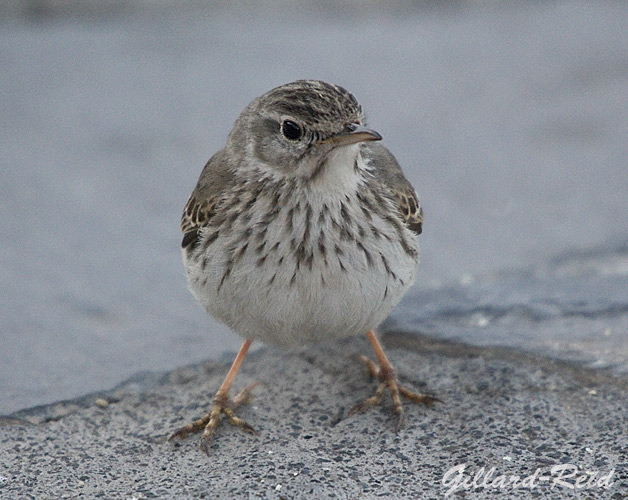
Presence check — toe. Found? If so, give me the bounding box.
[200,435,214,456]
[399,386,444,406]
[393,407,406,432]
[223,407,257,434]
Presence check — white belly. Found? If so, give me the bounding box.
[185,186,418,346]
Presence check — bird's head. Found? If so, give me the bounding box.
[227,80,381,181]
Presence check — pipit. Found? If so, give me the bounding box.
[170,80,440,454]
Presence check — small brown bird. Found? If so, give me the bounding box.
[170,80,439,454]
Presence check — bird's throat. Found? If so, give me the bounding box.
[307,144,364,193]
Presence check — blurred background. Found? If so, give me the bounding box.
[1,1,627,414]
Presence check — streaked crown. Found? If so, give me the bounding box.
[259,80,364,131]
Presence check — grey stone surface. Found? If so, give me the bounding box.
[1,339,627,498]
[386,243,628,373]
[2,249,627,498]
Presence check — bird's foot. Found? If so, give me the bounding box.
[349,355,442,431]
[169,381,259,454]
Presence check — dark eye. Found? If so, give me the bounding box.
[281,120,302,141]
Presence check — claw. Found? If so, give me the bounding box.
[223,406,257,434]
[399,386,443,406]
[348,381,387,416]
[393,408,406,433]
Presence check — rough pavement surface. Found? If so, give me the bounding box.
[2,248,627,499]
[1,337,626,499]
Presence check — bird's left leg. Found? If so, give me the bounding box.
[349,330,442,430]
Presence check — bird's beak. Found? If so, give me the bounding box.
[321,123,382,147]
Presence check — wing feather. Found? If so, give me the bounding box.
[365,143,423,235]
[180,149,235,249]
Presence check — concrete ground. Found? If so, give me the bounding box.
[2,246,627,499]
